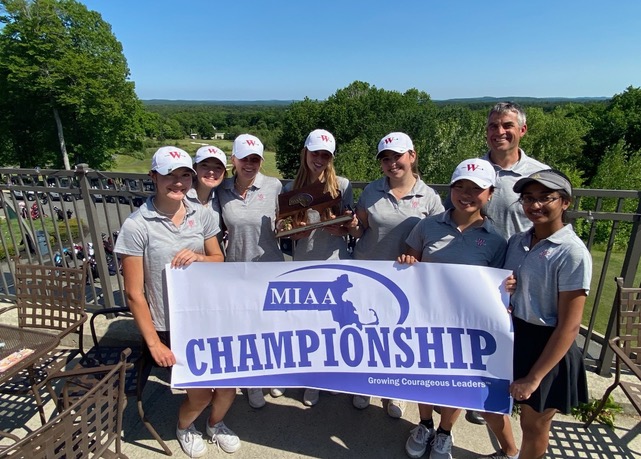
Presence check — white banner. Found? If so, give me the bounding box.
[167,260,514,414]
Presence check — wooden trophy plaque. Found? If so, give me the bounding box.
[276,182,351,238]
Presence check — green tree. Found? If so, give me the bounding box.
[521,106,589,172]
[576,140,641,248]
[275,82,437,181]
[582,86,641,182]
[0,0,144,169]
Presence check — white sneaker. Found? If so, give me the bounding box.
[405,424,436,458]
[352,395,371,409]
[207,421,240,453]
[247,388,266,408]
[270,388,286,397]
[429,432,453,459]
[176,423,207,458]
[387,399,406,418]
[303,389,320,406]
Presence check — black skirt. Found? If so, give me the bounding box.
[513,317,588,414]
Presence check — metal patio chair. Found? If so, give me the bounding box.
[76,306,172,455]
[0,349,132,458]
[585,277,641,427]
[0,258,89,425]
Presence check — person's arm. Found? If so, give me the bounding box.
[347,207,368,238]
[121,254,175,367]
[170,236,224,267]
[509,289,586,401]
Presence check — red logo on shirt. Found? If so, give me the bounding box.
[476,238,486,247]
[188,219,195,228]
[411,199,418,208]
[258,193,265,201]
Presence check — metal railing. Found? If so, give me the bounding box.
[1,168,640,374]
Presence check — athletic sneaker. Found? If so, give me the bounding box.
[352,395,371,409]
[405,424,436,458]
[303,389,320,406]
[176,423,207,458]
[477,450,519,459]
[247,388,266,408]
[270,388,286,397]
[429,432,453,459]
[387,399,406,418]
[465,410,487,425]
[206,421,241,453]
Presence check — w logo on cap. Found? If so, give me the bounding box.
[245,139,257,146]
[321,135,330,142]
[168,151,182,159]
[467,164,480,171]
[384,137,395,144]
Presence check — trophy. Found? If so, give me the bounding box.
[276,182,352,238]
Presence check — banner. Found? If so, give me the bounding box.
[167,260,514,414]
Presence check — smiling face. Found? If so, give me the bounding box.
[486,111,527,157]
[450,179,493,216]
[232,154,262,182]
[151,167,193,203]
[520,182,569,227]
[378,150,416,180]
[196,158,226,190]
[305,149,333,179]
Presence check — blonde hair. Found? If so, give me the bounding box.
[292,147,340,221]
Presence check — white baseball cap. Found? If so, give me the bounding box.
[194,145,227,167]
[151,147,195,175]
[450,158,496,189]
[377,132,414,158]
[232,134,264,159]
[304,129,336,155]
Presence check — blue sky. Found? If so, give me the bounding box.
[81,0,641,101]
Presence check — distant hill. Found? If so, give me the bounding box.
[142,96,609,107]
[434,96,609,104]
[143,99,294,106]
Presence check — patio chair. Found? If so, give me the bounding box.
[75,306,172,455]
[0,258,89,425]
[0,348,132,459]
[584,277,641,427]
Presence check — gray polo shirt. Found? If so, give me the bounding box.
[482,149,548,239]
[283,177,353,261]
[405,209,507,268]
[218,172,285,262]
[354,176,444,260]
[114,198,220,332]
[186,188,221,230]
[504,225,592,327]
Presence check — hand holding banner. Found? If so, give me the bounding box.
[167,260,514,414]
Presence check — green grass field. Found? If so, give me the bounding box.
[111,138,282,178]
[584,248,641,335]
